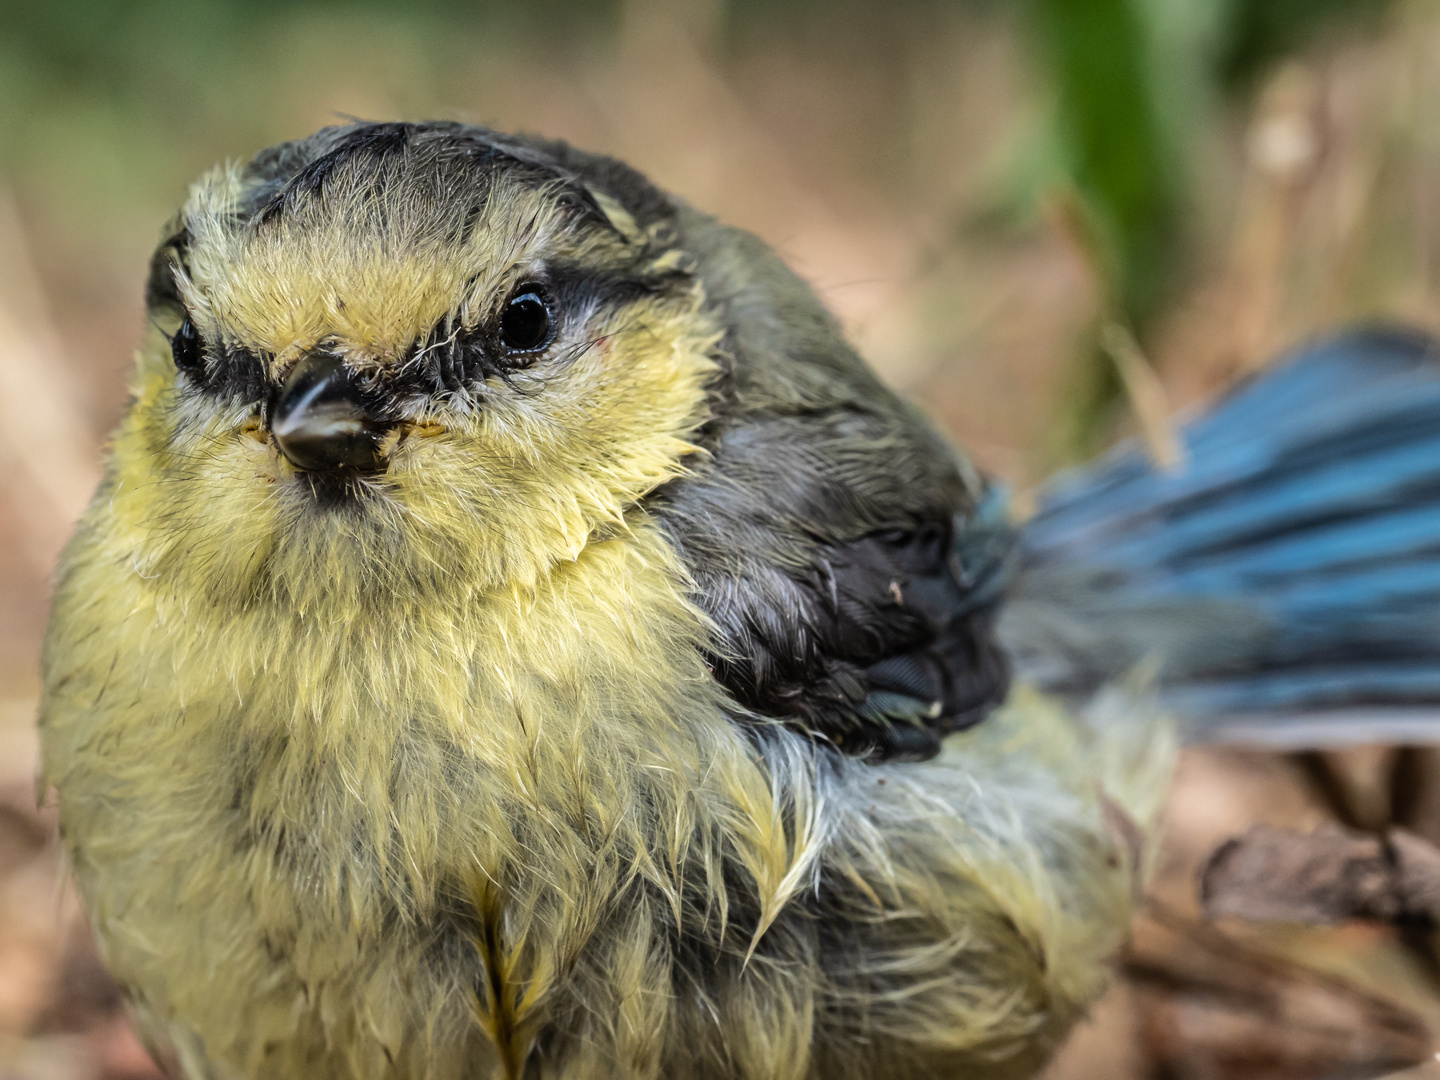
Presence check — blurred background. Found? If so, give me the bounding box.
[5,0,1440,1076]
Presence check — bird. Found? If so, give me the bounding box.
[37,120,1440,1080]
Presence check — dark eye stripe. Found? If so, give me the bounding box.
[168,320,270,406]
[394,261,695,398]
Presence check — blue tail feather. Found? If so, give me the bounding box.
[1004,327,1440,745]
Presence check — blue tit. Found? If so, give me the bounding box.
[39,122,1440,1080]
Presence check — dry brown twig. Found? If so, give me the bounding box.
[1203,824,1440,928]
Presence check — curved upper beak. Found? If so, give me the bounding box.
[270,352,390,474]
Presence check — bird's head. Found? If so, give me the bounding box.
[118,122,718,614]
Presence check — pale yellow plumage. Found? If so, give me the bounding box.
[40,123,1171,1080]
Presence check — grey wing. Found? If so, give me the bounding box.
[658,436,1012,759]
[651,208,1014,758]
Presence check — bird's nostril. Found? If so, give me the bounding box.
[271,352,390,473]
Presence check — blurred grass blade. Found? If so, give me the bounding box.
[1027,0,1182,460]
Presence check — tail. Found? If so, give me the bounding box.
[1002,327,1440,747]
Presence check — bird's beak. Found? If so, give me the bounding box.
[270,352,390,474]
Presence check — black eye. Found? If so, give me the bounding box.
[498,287,553,354]
[171,316,204,373]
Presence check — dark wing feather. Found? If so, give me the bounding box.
[650,209,1013,760]
[672,490,1012,760]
